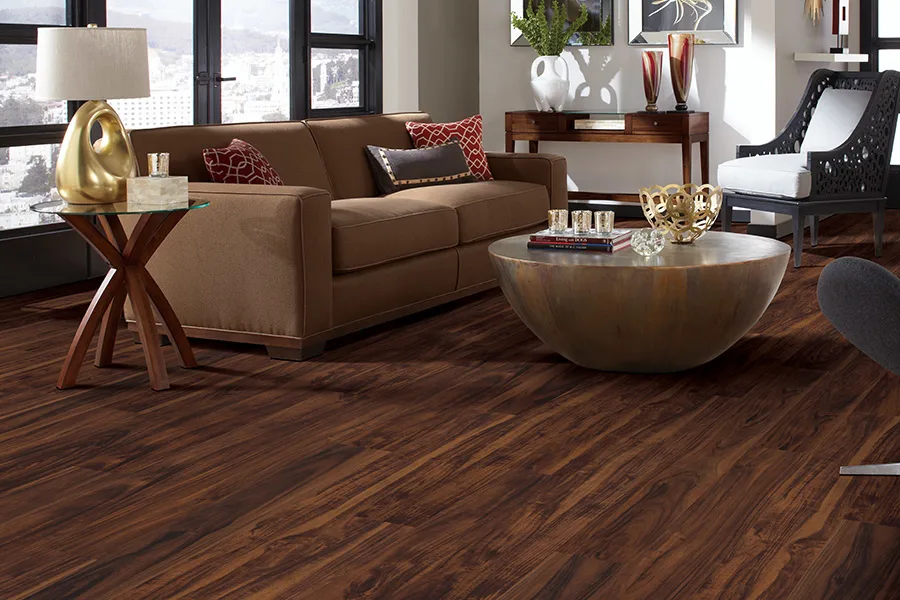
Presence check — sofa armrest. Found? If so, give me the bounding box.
[487,152,568,210]
[126,182,334,341]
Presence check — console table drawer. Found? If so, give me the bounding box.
[631,114,683,134]
[508,113,562,133]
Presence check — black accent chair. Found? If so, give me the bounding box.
[721,69,900,268]
[819,257,900,476]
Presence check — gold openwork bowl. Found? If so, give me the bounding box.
[639,183,723,244]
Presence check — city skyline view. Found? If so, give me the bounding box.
[0,1,361,230]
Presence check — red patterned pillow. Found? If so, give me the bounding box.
[202,139,284,185]
[406,115,493,181]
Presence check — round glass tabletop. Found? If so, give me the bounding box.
[30,199,210,216]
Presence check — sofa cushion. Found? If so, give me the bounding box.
[718,154,812,199]
[365,141,475,194]
[802,88,871,154]
[331,197,459,273]
[203,139,284,185]
[406,115,493,181]
[129,121,333,193]
[387,180,549,244]
[305,112,432,200]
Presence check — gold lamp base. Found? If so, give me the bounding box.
[56,100,138,205]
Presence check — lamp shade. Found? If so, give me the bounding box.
[36,27,150,101]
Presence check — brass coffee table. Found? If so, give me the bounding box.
[489,232,791,373]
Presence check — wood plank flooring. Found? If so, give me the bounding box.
[2,215,900,599]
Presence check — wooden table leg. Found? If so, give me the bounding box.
[126,267,170,391]
[141,267,197,369]
[682,140,693,184]
[506,133,515,153]
[57,210,195,391]
[57,269,126,389]
[700,139,710,184]
[529,140,539,154]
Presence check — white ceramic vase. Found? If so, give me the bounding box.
[530,56,569,112]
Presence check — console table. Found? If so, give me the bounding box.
[505,111,710,206]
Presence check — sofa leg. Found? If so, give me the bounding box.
[793,216,803,268]
[267,343,326,362]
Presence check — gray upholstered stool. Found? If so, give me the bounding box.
[818,257,900,475]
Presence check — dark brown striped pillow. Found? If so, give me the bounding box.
[365,140,476,195]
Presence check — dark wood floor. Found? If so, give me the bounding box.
[3,215,900,599]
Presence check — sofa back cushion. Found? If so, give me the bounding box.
[304,112,431,199]
[129,121,333,193]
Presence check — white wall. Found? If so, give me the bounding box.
[383,0,420,113]
[479,0,844,212]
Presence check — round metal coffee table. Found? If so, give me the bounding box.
[489,231,791,373]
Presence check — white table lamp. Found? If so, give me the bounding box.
[36,25,150,204]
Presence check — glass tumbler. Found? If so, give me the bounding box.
[548,209,569,233]
[572,211,593,235]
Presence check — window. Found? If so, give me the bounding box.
[862,0,900,165]
[0,0,383,231]
[0,2,81,232]
[306,0,382,118]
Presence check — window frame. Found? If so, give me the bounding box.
[295,0,383,120]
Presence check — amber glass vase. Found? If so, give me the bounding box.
[668,33,695,112]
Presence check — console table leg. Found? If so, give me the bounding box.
[700,140,710,184]
[682,141,693,184]
[529,140,539,154]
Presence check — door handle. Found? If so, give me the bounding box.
[215,75,237,83]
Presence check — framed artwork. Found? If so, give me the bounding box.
[628,0,738,46]
[511,0,615,47]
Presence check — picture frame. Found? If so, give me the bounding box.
[511,0,615,47]
[628,0,738,46]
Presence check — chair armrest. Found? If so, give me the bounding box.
[126,182,334,340]
[806,70,900,199]
[487,152,568,210]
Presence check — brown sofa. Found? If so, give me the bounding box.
[125,112,567,360]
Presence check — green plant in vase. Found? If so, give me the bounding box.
[512,0,610,112]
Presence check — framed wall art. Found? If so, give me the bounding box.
[511,0,614,47]
[628,0,738,46]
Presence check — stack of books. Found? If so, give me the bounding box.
[573,114,626,131]
[528,229,634,253]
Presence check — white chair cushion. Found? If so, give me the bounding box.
[718,154,812,199]
[801,88,871,154]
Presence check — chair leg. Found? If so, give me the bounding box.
[793,215,803,268]
[875,208,885,258]
[722,202,732,232]
[810,216,819,248]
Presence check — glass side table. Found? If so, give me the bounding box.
[31,200,209,391]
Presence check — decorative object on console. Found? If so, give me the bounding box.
[406,115,493,180]
[805,0,824,23]
[35,25,150,205]
[668,33,695,112]
[203,139,284,185]
[639,183,723,244]
[631,228,666,256]
[641,50,664,112]
[510,0,599,112]
[365,141,476,195]
[530,55,571,112]
[511,0,613,48]
[629,0,738,45]
[831,0,850,54]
